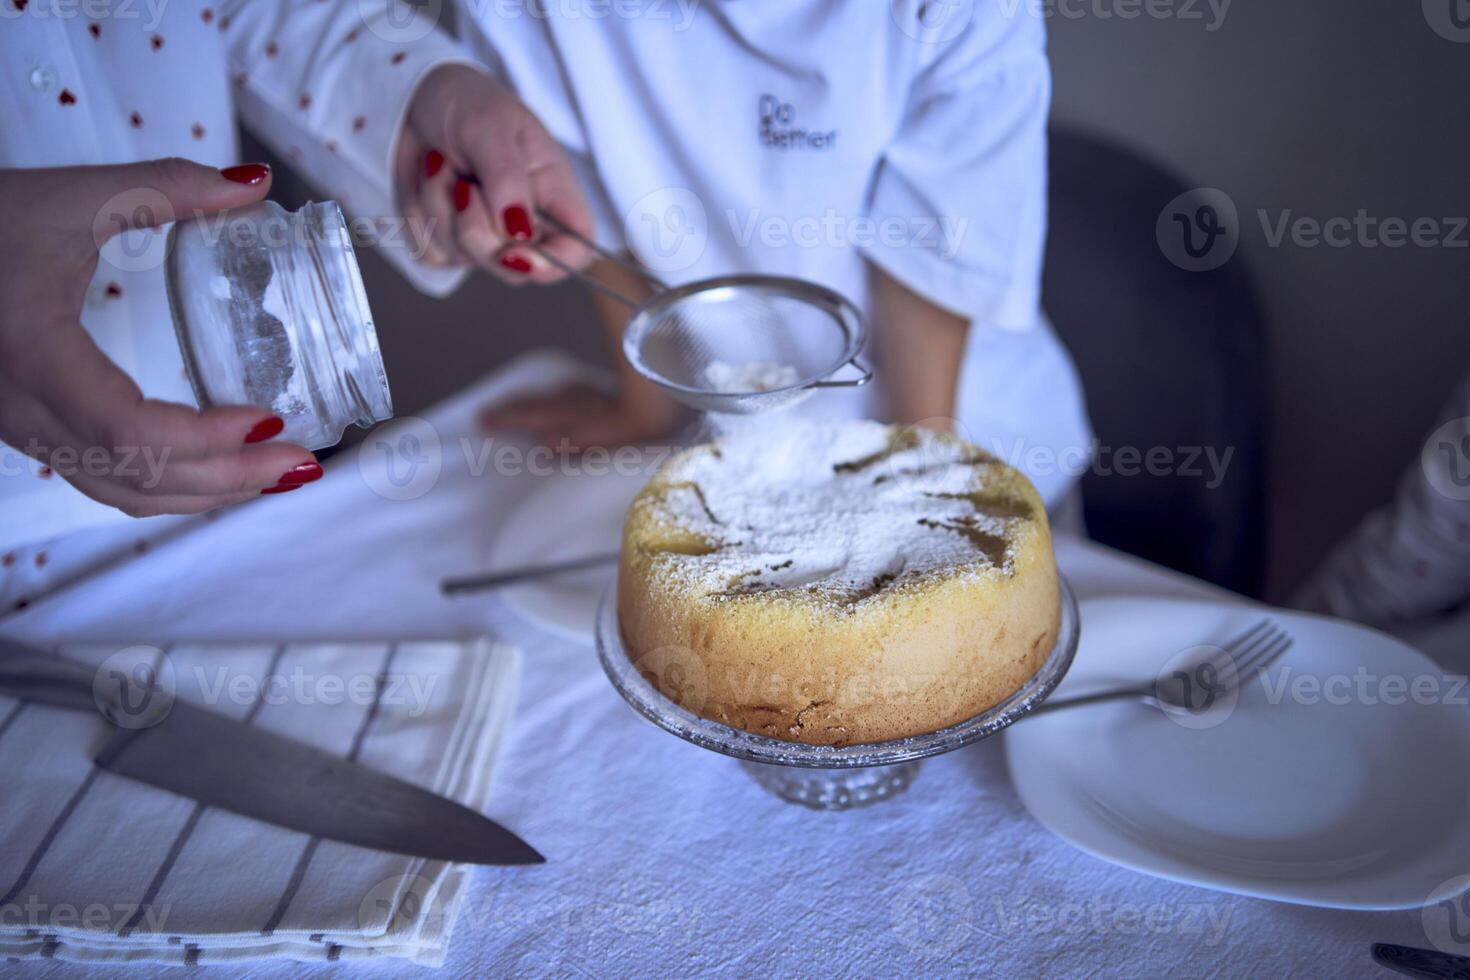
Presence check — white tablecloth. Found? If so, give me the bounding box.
[0,352,1434,978]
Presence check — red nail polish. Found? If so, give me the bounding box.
[503,205,533,241]
[500,253,532,274]
[277,461,323,485]
[243,416,284,443]
[221,163,270,185]
[260,483,303,495]
[452,178,472,213]
[424,149,444,178]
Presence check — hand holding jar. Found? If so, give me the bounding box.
[0,159,323,517]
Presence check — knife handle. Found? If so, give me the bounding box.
[0,636,110,714]
[1372,943,1470,980]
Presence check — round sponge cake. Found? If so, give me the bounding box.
[617,420,1061,746]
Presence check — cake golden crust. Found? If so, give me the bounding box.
[617,421,1061,746]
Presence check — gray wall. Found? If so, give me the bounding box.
[258,1,1470,598]
[1047,1,1470,595]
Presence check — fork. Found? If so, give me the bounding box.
[1031,617,1294,717]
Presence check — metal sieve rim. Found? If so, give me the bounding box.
[621,274,868,398]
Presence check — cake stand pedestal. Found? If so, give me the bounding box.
[596,575,1080,811]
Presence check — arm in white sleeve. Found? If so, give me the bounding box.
[862,9,1051,332]
[218,0,473,296]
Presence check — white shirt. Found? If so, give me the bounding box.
[0,0,467,558]
[458,0,1092,504]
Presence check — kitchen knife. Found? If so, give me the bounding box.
[0,637,543,866]
[1372,943,1470,980]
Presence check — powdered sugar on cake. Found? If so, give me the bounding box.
[650,420,1028,599]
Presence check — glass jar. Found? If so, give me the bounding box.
[165,200,392,450]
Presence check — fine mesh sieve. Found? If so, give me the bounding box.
[530,211,871,415]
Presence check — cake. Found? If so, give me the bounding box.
[617,420,1061,746]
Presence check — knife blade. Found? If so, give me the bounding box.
[0,637,542,866]
[440,551,619,596]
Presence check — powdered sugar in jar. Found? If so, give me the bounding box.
[164,200,392,450]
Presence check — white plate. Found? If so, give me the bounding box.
[1005,596,1470,910]
[486,469,648,642]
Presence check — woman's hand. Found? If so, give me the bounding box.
[0,160,323,517]
[478,382,681,452]
[396,64,596,285]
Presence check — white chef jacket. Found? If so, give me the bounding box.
[457,0,1092,504]
[0,0,470,580]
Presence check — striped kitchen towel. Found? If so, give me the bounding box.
[0,639,521,967]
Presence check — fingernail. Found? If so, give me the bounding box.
[500,253,532,274]
[221,163,270,185]
[260,483,303,495]
[453,178,472,213]
[503,205,533,241]
[276,461,323,485]
[243,416,284,444]
[424,149,444,179]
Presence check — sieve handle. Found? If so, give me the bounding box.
[525,241,647,311]
[532,208,670,301]
[809,356,873,389]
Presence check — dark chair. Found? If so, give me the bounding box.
[1043,126,1271,597]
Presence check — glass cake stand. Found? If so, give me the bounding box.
[595,574,1080,810]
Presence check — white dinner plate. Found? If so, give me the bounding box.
[1005,596,1470,910]
[486,469,648,642]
